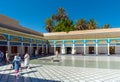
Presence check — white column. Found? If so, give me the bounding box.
[30,43,32,55]
[7,35,11,54]
[54,44,56,55]
[61,41,65,54]
[46,44,48,54]
[42,44,44,53]
[108,42,110,55]
[37,43,39,54]
[84,43,86,55]
[72,43,75,54]
[96,43,98,55]
[61,43,65,54]
[7,41,11,54]
[53,40,56,55]
[21,42,24,54]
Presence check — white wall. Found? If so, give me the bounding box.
[18,46,21,54]
[98,47,107,54]
[86,47,89,54]
[49,46,120,55]
[115,46,120,54]
[76,47,84,54]
[49,47,54,54]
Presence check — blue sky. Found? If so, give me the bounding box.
[0,0,120,33]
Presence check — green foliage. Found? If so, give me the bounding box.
[102,24,110,29]
[45,18,54,32]
[55,7,68,21]
[88,19,97,29]
[45,8,110,32]
[75,19,88,30]
[53,19,74,32]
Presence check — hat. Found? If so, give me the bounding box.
[14,56,19,61]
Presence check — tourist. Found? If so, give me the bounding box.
[24,53,30,69]
[35,49,38,58]
[13,55,21,76]
[17,53,22,71]
[0,51,4,65]
[6,51,10,64]
[12,53,22,70]
[55,50,58,58]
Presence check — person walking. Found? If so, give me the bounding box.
[24,53,30,69]
[55,50,59,58]
[12,53,22,70]
[6,51,10,64]
[13,55,21,76]
[35,49,38,57]
[0,51,4,65]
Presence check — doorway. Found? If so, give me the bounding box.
[56,47,61,54]
[109,46,115,54]
[66,47,72,54]
[33,47,37,55]
[11,46,17,54]
[24,47,28,53]
[0,46,7,54]
[89,47,94,54]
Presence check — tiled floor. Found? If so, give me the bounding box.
[0,64,120,82]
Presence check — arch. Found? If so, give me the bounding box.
[10,37,21,42]
[86,40,95,44]
[0,34,7,40]
[64,41,72,44]
[23,38,30,43]
[75,41,82,44]
[99,39,107,44]
[111,39,119,43]
[56,41,62,44]
[32,39,36,44]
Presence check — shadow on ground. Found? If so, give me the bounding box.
[0,73,60,82]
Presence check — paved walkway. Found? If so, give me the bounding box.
[0,64,120,82]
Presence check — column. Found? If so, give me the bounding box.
[72,40,75,54]
[107,39,110,55]
[96,43,98,55]
[83,40,86,55]
[7,35,11,54]
[46,44,48,54]
[30,43,32,55]
[21,37,24,54]
[37,43,39,54]
[96,40,98,55]
[42,40,44,53]
[61,40,65,54]
[84,43,86,55]
[54,41,56,55]
[108,42,110,55]
[21,42,24,54]
[30,39,32,55]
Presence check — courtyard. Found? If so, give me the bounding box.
[0,55,120,82]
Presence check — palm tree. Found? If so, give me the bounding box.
[75,19,87,30]
[102,24,110,29]
[54,7,68,21]
[45,18,54,32]
[52,14,56,21]
[53,19,74,32]
[88,19,97,29]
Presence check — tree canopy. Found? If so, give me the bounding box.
[45,7,110,32]
[53,19,74,32]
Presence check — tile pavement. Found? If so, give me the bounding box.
[0,64,120,82]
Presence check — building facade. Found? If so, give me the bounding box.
[0,14,48,56]
[1,14,120,56]
[44,29,120,55]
